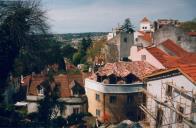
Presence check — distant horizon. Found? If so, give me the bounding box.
[42,0,196,34]
[49,32,109,34]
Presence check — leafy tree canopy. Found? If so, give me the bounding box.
[122,18,135,33]
[179,18,196,32]
[0,0,48,91]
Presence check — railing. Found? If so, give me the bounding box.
[26,95,44,101]
[58,96,87,104]
[85,79,144,93]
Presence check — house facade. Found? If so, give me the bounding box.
[139,17,154,32]
[85,61,157,123]
[25,73,88,118]
[129,39,196,69]
[129,46,165,69]
[143,67,196,128]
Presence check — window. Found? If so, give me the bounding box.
[73,90,79,96]
[37,86,44,95]
[141,55,146,61]
[176,106,184,123]
[73,108,80,114]
[96,109,100,116]
[166,84,173,97]
[124,37,127,43]
[177,36,181,41]
[127,96,132,103]
[109,96,117,103]
[96,94,100,101]
[156,107,163,127]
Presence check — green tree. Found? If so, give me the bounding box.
[180,18,196,32]
[72,52,82,65]
[61,44,77,60]
[122,18,135,33]
[87,38,106,64]
[37,75,64,127]
[79,36,92,52]
[0,0,48,95]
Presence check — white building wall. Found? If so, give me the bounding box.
[134,31,143,43]
[146,74,196,128]
[140,22,152,32]
[129,46,165,69]
[107,32,114,40]
[27,102,38,113]
[64,105,82,117]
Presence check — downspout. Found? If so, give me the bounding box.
[103,93,105,123]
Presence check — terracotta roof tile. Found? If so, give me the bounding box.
[147,45,196,68]
[147,47,179,68]
[96,61,157,80]
[27,73,85,97]
[177,53,196,65]
[140,17,150,23]
[178,65,196,83]
[138,31,153,43]
[158,39,189,57]
[146,65,196,84]
[21,75,31,86]
[54,74,70,97]
[187,32,196,36]
[28,75,45,96]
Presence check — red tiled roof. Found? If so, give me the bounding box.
[147,39,196,68]
[187,32,196,36]
[22,75,31,86]
[138,31,153,43]
[177,53,196,65]
[158,39,189,57]
[54,74,70,97]
[27,73,84,97]
[28,75,46,96]
[146,64,196,84]
[140,17,150,23]
[147,47,179,68]
[96,61,157,80]
[179,64,196,83]
[147,44,196,83]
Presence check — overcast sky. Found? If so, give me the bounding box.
[42,0,196,33]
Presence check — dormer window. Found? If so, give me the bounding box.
[73,90,79,96]
[37,85,44,96]
[70,80,85,97]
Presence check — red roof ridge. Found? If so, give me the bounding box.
[96,61,157,80]
[140,17,150,23]
[159,39,189,57]
[187,32,196,36]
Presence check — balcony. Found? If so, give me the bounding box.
[58,96,87,104]
[85,79,144,93]
[26,95,44,101]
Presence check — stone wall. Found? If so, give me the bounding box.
[119,32,134,59]
[103,32,134,63]
[153,25,196,52]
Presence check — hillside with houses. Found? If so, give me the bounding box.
[0,0,196,128]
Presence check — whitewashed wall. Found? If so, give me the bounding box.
[140,22,151,32]
[27,102,38,113]
[146,74,195,128]
[129,46,165,69]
